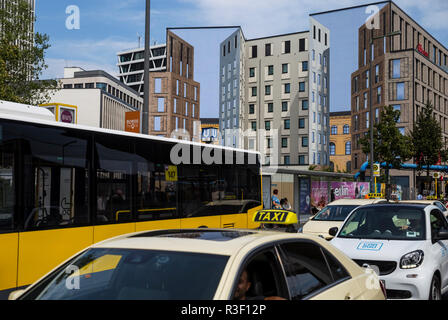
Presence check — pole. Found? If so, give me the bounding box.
[142,0,151,134]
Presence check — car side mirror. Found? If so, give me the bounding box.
[435,229,448,241]
[329,227,339,237]
[8,289,25,300]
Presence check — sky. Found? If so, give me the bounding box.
[35,0,448,117]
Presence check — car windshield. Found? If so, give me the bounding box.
[338,206,426,241]
[20,248,229,300]
[313,205,358,221]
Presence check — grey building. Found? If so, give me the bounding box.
[219,21,330,167]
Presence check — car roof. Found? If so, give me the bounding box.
[355,203,429,210]
[399,200,441,204]
[92,229,316,256]
[327,198,386,205]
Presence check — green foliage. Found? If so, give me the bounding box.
[308,165,317,171]
[410,101,447,176]
[0,0,57,105]
[359,105,413,169]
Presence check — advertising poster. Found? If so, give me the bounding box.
[299,178,310,214]
[330,182,370,201]
[311,181,329,209]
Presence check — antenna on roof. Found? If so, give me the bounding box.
[137,33,142,48]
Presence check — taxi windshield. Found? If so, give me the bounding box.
[313,205,358,222]
[20,248,229,300]
[338,206,426,241]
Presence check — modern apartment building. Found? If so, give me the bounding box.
[329,111,352,173]
[219,19,330,167]
[117,44,167,96]
[350,1,448,198]
[46,67,142,131]
[117,31,200,141]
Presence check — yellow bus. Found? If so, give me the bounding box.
[0,101,262,297]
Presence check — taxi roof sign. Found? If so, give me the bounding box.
[253,210,298,225]
[368,193,384,199]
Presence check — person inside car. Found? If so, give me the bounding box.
[233,269,286,301]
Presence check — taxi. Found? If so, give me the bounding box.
[254,209,300,233]
[330,203,448,300]
[301,199,386,240]
[10,228,385,300]
[399,200,448,218]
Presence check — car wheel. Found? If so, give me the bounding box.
[429,274,442,300]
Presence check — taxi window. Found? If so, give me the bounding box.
[278,241,334,300]
[430,209,448,237]
[21,248,229,300]
[313,205,358,222]
[434,202,447,212]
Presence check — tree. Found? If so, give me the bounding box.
[359,105,413,198]
[0,0,57,105]
[410,101,447,181]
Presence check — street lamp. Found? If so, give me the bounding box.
[142,0,151,135]
[368,30,401,193]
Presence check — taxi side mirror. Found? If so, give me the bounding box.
[329,227,339,237]
[435,229,448,241]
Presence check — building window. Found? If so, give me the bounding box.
[365,70,369,89]
[396,82,405,100]
[375,64,379,83]
[265,85,271,96]
[364,93,368,109]
[282,101,288,112]
[302,100,309,110]
[392,59,401,79]
[284,156,290,165]
[157,98,165,112]
[249,67,255,78]
[282,138,288,148]
[265,121,271,131]
[312,50,315,61]
[268,103,274,113]
[284,119,290,130]
[154,78,162,93]
[343,125,350,134]
[251,121,257,131]
[345,142,351,155]
[399,127,405,135]
[265,43,272,56]
[393,104,401,122]
[249,104,255,114]
[267,138,272,149]
[268,65,274,75]
[284,83,291,94]
[377,86,382,104]
[299,118,305,129]
[299,38,306,52]
[330,143,336,155]
[282,63,289,74]
[366,111,370,129]
[154,117,161,131]
[251,45,257,58]
[63,84,73,89]
[299,82,306,92]
[346,161,352,172]
[251,87,257,97]
[299,155,306,165]
[302,136,309,147]
[331,126,338,135]
[302,61,308,72]
[284,40,291,54]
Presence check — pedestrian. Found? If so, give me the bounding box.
[280,198,291,211]
[330,189,335,202]
[271,189,281,209]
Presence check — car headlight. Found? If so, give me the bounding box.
[400,250,424,269]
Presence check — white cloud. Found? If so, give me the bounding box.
[42,58,119,80]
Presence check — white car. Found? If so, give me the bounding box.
[9,229,385,300]
[330,203,448,300]
[399,200,448,218]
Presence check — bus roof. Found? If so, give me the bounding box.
[0,100,260,156]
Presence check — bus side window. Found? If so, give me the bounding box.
[95,134,133,224]
[14,123,90,230]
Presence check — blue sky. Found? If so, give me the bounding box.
[36,0,448,117]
